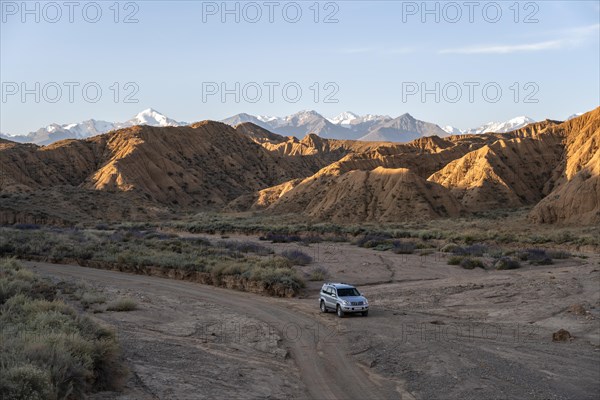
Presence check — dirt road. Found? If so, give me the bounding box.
[28,261,403,400]
[25,243,600,400]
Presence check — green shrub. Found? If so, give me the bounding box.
[258,257,293,269]
[447,255,463,265]
[309,266,329,281]
[0,364,53,400]
[460,257,486,270]
[0,259,127,399]
[247,266,304,291]
[440,243,459,253]
[281,250,312,266]
[494,257,521,270]
[106,298,137,312]
[373,243,394,251]
[79,292,107,309]
[547,250,571,259]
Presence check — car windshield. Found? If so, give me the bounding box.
[337,288,360,297]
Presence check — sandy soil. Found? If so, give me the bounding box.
[27,236,600,400]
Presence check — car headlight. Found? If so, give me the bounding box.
[363,298,368,305]
[342,300,349,305]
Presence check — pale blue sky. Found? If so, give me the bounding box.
[1,0,599,134]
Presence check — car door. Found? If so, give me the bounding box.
[324,286,335,310]
[321,286,330,309]
[327,287,338,310]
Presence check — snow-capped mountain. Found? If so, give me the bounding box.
[567,112,584,120]
[1,108,186,145]
[118,108,182,128]
[270,110,352,139]
[256,115,280,123]
[441,125,465,135]
[3,109,543,146]
[328,112,393,131]
[358,113,449,142]
[465,116,536,135]
[328,111,361,126]
[222,111,447,141]
[222,110,352,139]
[220,113,273,130]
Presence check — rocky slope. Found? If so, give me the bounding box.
[530,108,600,224]
[428,133,565,211]
[265,167,463,223]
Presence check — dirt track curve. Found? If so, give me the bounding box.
[27,262,406,400]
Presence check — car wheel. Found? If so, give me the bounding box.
[362,311,369,317]
[320,300,327,313]
[336,305,345,318]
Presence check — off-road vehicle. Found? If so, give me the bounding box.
[319,282,369,317]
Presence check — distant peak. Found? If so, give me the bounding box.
[509,115,534,122]
[296,109,320,116]
[137,108,162,116]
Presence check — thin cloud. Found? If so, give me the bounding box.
[440,24,599,55]
[440,40,563,54]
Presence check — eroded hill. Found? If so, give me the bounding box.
[1,109,598,225]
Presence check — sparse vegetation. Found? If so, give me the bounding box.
[452,244,488,257]
[447,255,464,265]
[459,257,486,270]
[518,249,553,265]
[216,240,274,256]
[261,232,302,243]
[167,210,599,250]
[440,243,459,253]
[494,257,521,270]
[0,227,305,296]
[352,235,417,254]
[106,298,137,312]
[281,249,313,266]
[0,258,127,399]
[547,250,571,259]
[308,265,330,281]
[79,291,107,309]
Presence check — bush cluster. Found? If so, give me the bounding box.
[281,249,313,266]
[308,266,330,281]
[0,227,305,295]
[0,259,127,399]
[494,257,521,270]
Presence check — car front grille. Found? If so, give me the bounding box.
[351,301,363,306]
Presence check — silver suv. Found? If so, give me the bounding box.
[319,283,369,317]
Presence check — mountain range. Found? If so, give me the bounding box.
[1,107,598,226]
[3,109,551,146]
[221,110,534,141]
[0,109,185,146]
